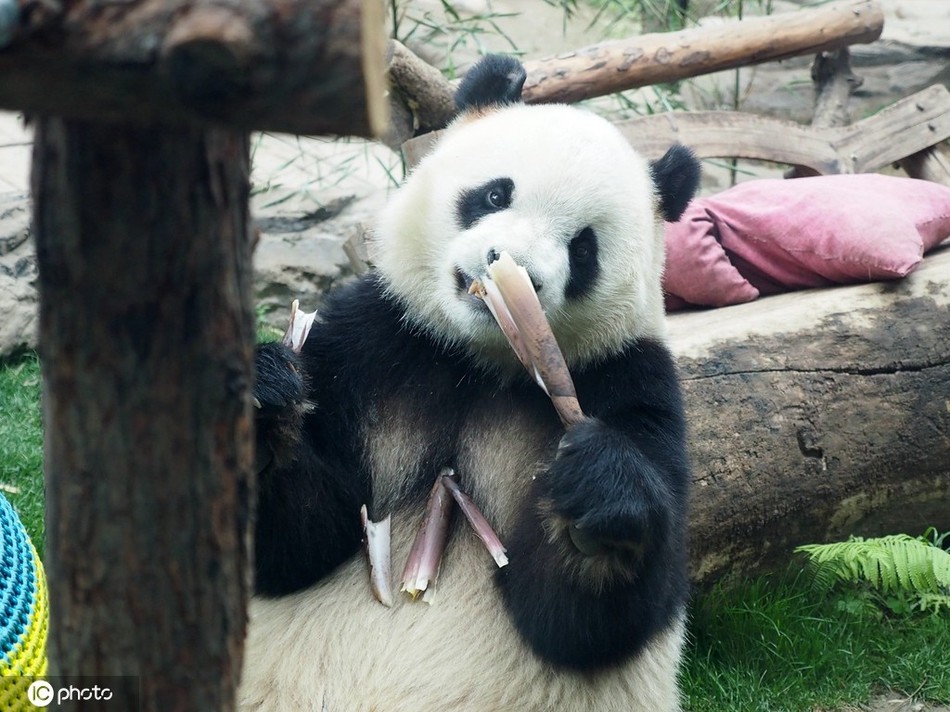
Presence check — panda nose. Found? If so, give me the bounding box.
[485,249,542,292]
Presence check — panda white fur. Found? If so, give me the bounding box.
[242,55,700,712]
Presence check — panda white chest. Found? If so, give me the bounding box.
[362,386,559,535]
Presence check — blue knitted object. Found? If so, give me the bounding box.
[0,492,48,709]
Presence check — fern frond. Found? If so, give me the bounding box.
[795,532,950,598]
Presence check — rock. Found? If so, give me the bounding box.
[0,193,37,359]
[252,192,387,330]
[0,189,387,357]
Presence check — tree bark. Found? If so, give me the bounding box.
[0,0,387,137]
[672,247,950,585]
[33,119,255,710]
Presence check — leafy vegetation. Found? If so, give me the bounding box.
[796,530,950,616]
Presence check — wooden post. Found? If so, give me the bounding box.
[33,120,254,710]
[8,0,387,705]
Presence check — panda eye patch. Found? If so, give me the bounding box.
[566,227,600,300]
[456,177,514,230]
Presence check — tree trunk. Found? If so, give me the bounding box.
[672,247,950,585]
[32,119,254,710]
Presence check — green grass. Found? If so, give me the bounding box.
[2,355,949,711]
[682,571,950,711]
[0,352,45,557]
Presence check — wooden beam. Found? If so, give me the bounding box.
[0,0,388,137]
[403,84,950,178]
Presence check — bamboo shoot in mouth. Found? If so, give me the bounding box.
[470,251,586,428]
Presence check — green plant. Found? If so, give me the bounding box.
[0,353,45,557]
[389,0,521,78]
[796,530,950,616]
[683,569,950,711]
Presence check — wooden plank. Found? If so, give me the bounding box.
[835,84,950,173]
[900,145,950,186]
[612,111,842,171]
[402,86,950,179]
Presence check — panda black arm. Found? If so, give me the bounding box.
[252,339,369,597]
[497,339,690,670]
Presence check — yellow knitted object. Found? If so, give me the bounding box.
[0,494,49,710]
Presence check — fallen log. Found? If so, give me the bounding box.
[674,246,950,585]
[0,0,387,137]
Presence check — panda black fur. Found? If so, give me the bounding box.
[242,54,700,711]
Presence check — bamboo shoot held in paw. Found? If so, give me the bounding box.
[470,251,585,428]
[400,473,454,603]
[360,505,394,607]
[441,470,508,568]
[281,299,318,354]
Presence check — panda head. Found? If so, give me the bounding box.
[373,55,700,372]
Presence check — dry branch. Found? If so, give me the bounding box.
[387,0,883,140]
[520,0,882,105]
[787,47,863,178]
[0,0,388,137]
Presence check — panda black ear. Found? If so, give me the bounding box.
[454,54,527,113]
[650,145,701,223]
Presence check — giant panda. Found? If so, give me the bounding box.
[242,54,700,712]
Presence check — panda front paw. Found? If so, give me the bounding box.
[254,342,307,472]
[544,418,671,559]
[254,342,304,412]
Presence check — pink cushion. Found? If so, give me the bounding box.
[664,174,950,310]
